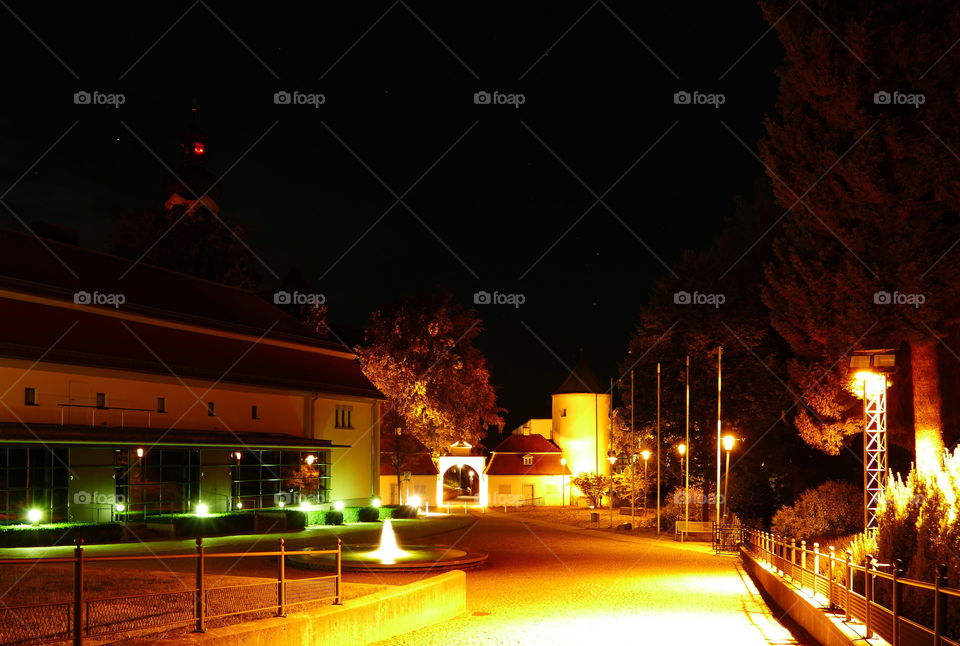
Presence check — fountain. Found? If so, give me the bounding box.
[287,517,487,572]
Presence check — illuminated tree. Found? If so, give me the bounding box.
[357,292,505,455]
[570,473,611,508]
[759,0,960,467]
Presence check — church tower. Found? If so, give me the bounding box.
[162,100,221,215]
[551,352,612,477]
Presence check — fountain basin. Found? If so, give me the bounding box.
[288,544,488,573]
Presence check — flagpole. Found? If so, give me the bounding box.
[684,355,690,540]
[656,362,661,534]
[716,345,722,524]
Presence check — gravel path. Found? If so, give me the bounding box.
[351,512,811,646]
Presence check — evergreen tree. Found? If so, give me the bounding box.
[759,0,960,468]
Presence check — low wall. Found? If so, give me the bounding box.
[740,549,866,646]
[126,570,466,646]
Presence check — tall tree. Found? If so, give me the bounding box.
[759,0,960,469]
[357,292,505,455]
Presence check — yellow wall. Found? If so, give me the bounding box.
[551,392,611,477]
[378,474,436,505]
[487,475,565,506]
[315,398,380,505]
[511,418,553,439]
[0,358,305,434]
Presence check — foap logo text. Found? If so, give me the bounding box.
[74,90,126,108]
[274,291,325,306]
[674,290,725,308]
[474,290,526,308]
[74,291,126,308]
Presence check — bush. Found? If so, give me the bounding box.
[771,480,861,541]
[324,510,344,525]
[660,485,707,530]
[0,522,124,547]
[145,512,255,537]
[570,473,611,507]
[379,505,418,520]
[358,506,380,522]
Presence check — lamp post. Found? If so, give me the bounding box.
[641,450,651,519]
[677,443,687,541]
[607,453,617,528]
[560,457,567,507]
[722,435,734,520]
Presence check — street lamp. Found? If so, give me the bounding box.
[607,452,618,528]
[560,457,567,507]
[722,435,735,520]
[677,443,687,541]
[640,450,651,519]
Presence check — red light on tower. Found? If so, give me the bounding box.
[193,141,205,156]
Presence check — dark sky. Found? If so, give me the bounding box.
[0,2,782,430]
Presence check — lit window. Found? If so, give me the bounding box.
[207,402,216,417]
[157,397,167,413]
[335,405,353,429]
[523,454,533,466]
[24,388,37,406]
[251,405,259,420]
[96,393,107,409]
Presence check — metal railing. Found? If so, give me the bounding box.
[742,528,960,646]
[0,537,342,645]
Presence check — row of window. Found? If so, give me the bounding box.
[20,388,355,427]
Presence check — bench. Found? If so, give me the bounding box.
[675,520,713,539]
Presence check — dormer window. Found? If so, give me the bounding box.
[523,454,533,466]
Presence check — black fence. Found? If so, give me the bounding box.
[0,537,341,645]
[743,529,959,646]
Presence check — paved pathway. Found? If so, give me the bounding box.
[355,512,811,646]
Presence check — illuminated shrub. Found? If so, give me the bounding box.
[771,480,861,540]
[357,506,380,522]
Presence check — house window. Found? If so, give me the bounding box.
[560,408,567,417]
[96,393,107,409]
[157,397,167,413]
[523,454,533,466]
[207,402,216,417]
[251,405,259,420]
[24,388,37,406]
[335,405,353,429]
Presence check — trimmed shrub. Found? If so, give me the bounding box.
[771,480,861,541]
[379,505,418,520]
[357,506,380,522]
[324,510,344,525]
[0,522,124,547]
[145,512,255,537]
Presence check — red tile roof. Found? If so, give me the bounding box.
[489,433,561,453]
[0,228,331,346]
[485,453,570,476]
[0,296,382,398]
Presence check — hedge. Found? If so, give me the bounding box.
[0,522,124,547]
[144,512,255,537]
[379,505,418,520]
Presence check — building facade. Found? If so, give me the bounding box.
[0,229,383,524]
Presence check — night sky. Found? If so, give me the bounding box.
[0,2,782,430]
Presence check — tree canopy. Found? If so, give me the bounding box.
[357,292,505,455]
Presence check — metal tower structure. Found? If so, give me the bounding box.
[850,350,896,532]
